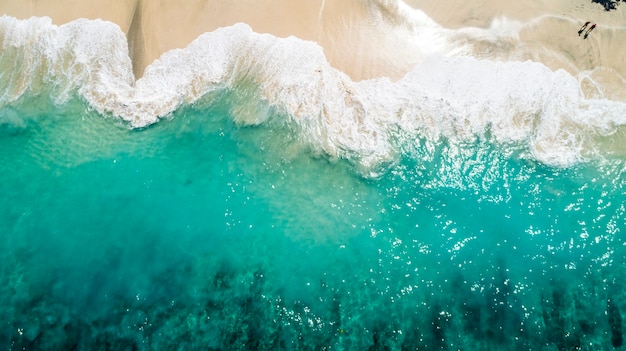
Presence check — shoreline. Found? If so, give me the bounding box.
[1,0,625,84]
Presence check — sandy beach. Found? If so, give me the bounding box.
[1,0,625,90]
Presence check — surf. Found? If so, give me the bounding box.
[1,8,625,177]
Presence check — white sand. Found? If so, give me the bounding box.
[1,0,625,91]
[408,0,626,99]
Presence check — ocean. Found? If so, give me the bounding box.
[1,6,626,350]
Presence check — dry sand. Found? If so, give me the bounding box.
[408,0,626,99]
[1,0,625,90]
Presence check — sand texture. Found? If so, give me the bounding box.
[1,0,625,90]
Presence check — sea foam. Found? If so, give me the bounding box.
[1,13,625,176]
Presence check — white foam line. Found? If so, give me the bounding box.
[1,15,625,175]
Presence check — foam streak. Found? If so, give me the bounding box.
[1,15,625,175]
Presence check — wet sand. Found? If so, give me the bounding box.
[2,0,625,87]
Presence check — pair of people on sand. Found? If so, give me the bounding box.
[578,21,596,38]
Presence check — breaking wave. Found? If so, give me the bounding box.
[1,11,625,177]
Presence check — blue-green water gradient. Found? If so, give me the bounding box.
[1,91,625,350]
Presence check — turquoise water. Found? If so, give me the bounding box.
[1,88,625,350]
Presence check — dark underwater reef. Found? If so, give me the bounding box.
[3,261,624,350]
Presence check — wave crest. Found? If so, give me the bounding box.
[1,15,625,176]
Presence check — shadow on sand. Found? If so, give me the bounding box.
[592,0,623,11]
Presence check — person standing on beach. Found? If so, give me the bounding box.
[584,23,597,39]
[578,21,590,36]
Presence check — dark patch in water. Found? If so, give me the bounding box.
[608,298,623,348]
[3,259,624,349]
